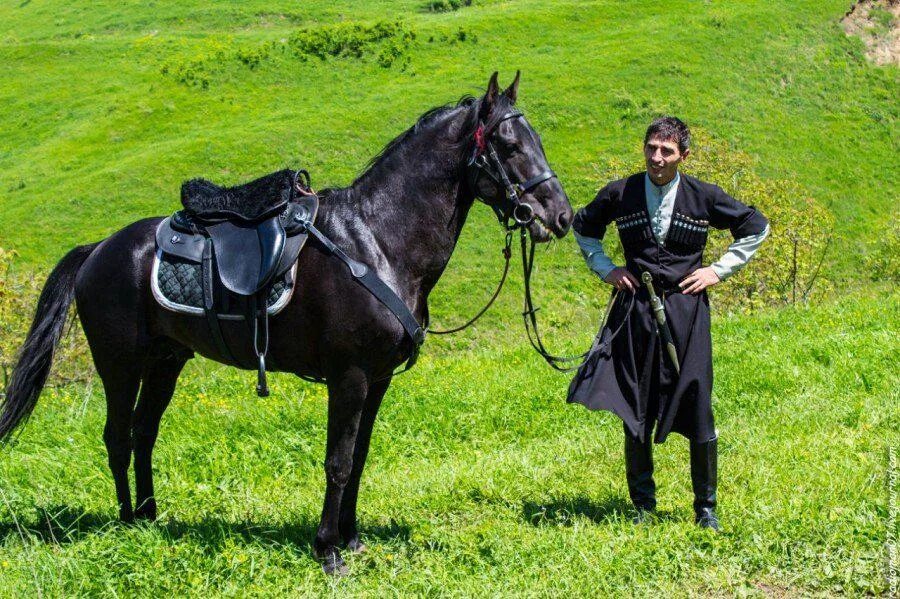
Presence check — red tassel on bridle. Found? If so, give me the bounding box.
[474,124,486,155]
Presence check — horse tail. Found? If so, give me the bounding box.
[0,242,100,442]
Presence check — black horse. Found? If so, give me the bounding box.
[0,73,573,573]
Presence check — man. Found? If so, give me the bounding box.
[567,116,769,530]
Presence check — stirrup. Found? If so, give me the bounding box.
[256,353,269,397]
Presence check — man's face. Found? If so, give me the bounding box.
[643,135,689,185]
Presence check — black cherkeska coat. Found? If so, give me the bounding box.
[567,172,768,443]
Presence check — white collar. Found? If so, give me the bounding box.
[646,171,680,196]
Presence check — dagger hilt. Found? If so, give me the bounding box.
[641,272,667,324]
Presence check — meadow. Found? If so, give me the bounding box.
[0,0,897,595]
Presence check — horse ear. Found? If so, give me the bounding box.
[480,71,500,120]
[503,70,520,104]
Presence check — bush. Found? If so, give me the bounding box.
[425,0,473,12]
[161,21,417,88]
[287,21,415,65]
[595,130,835,312]
[865,220,900,283]
[0,249,92,394]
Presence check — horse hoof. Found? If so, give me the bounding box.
[134,509,157,522]
[135,500,157,521]
[321,554,349,576]
[346,538,367,554]
[314,547,349,576]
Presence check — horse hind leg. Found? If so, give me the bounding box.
[98,367,142,522]
[132,349,189,521]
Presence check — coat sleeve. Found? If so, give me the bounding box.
[707,184,769,238]
[573,184,616,239]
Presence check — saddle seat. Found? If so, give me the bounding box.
[181,168,297,222]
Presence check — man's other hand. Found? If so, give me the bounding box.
[680,267,720,294]
[603,267,640,292]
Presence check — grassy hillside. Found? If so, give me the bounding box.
[0,0,896,272]
[0,1,897,596]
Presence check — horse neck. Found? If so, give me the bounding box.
[347,112,477,294]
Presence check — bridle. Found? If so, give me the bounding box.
[466,111,558,229]
[430,110,592,373]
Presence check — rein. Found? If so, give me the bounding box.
[427,230,513,335]
[429,111,594,372]
[518,227,591,372]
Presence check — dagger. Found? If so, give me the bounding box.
[641,271,680,375]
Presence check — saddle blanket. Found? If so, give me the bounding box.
[151,251,297,318]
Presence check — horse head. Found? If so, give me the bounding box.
[467,71,574,242]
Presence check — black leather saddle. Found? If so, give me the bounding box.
[156,169,319,396]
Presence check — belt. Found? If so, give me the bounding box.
[629,271,682,295]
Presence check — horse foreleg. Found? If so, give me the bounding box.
[132,353,187,521]
[314,368,367,575]
[339,376,391,553]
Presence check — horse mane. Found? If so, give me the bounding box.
[353,93,517,184]
[317,92,516,202]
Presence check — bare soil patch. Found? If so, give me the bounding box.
[842,0,900,65]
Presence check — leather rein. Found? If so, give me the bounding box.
[428,111,591,372]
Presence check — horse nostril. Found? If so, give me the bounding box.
[557,211,571,233]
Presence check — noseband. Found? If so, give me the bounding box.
[467,112,558,228]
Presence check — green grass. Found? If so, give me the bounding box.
[0,0,898,595]
[0,294,896,596]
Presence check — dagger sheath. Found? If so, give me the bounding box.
[641,271,681,375]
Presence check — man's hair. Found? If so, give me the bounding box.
[644,116,690,153]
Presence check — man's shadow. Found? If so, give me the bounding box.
[521,495,676,526]
[0,505,410,552]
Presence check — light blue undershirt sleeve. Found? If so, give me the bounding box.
[710,224,770,281]
[574,231,618,280]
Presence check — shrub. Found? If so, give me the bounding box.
[865,220,900,283]
[161,21,417,88]
[287,21,415,65]
[425,0,474,12]
[595,130,835,312]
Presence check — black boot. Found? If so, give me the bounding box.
[624,432,656,523]
[690,436,719,531]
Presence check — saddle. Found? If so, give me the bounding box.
[156,169,319,396]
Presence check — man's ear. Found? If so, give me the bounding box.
[502,70,520,104]
[680,148,691,161]
[479,71,500,121]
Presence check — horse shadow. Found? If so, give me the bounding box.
[0,505,410,553]
[521,495,677,526]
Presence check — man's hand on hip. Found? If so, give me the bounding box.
[680,267,720,294]
[603,267,640,292]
